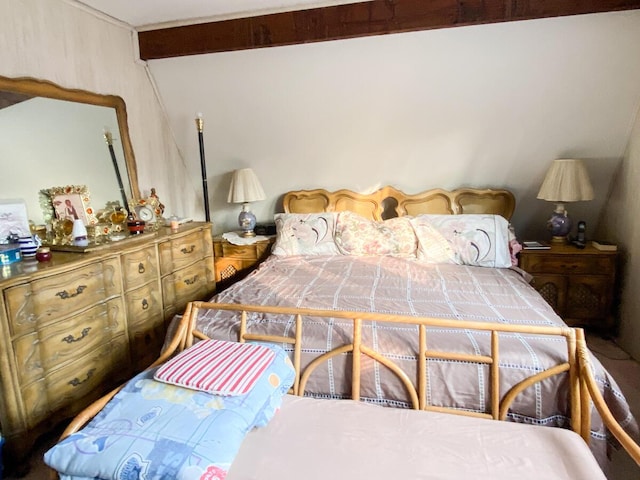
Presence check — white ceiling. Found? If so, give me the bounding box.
[75,0,366,29]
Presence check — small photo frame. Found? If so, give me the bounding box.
[0,199,31,240]
[41,185,98,226]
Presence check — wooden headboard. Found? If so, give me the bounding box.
[282,186,515,221]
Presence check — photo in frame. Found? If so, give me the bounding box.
[0,199,32,241]
[40,185,98,226]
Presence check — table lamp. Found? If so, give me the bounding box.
[227,168,266,237]
[536,158,594,243]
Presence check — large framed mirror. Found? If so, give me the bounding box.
[0,75,140,232]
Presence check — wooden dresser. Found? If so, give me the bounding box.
[518,243,617,331]
[0,222,215,464]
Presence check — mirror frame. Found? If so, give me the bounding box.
[0,74,141,201]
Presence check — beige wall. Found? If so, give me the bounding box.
[147,11,640,239]
[0,0,196,219]
[600,105,640,359]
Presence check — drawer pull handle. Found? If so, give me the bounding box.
[181,245,196,254]
[62,327,91,344]
[68,368,95,387]
[56,285,87,300]
[142,298,149,310]
[184,275,199,285]
[138,263,146,274]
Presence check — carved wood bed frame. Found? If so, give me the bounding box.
[282,186,516,220]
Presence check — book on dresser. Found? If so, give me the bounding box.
[522,241,551,250]
[591,241,617,251]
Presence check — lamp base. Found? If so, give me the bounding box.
[238,203,257,238]
[546,204,572,243]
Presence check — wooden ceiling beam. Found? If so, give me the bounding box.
[138,0,640,60]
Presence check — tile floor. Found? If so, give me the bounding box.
[5,334,640,479]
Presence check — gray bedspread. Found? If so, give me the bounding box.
[188,255,637,466]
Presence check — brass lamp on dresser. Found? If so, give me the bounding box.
[518,243,617,331]
[0,223,215,465]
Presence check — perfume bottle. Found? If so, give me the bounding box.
[72,219,89,247]
[109,207,128,241]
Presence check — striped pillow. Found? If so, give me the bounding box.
[154,339,276,395]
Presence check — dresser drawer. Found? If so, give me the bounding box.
[5,258,122,337]
[14,299,125,386]
[125,282,163,328]
[121,245,159,291]
[21,335,129,428]
[520,254,614,275]
[159,230,208,275]
[220,242,261,259]
[128,320,166,372]
[162,262,211,312]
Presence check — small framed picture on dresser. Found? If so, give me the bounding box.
[0,198,31,240]
[41,184,98,226]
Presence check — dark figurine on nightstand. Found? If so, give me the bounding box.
[572,221,587,249]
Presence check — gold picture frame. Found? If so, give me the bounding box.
[40,185,98,226]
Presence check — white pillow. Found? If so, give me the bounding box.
[271,212,340,256]
[410,214,512,268]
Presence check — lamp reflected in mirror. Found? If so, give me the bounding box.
[227,168,266,237]
[537,158,594,244]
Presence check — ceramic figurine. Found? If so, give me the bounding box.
[17,235,41,258]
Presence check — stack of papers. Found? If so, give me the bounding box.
[522,241,551,250]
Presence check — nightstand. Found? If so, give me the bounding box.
[518,243,617,332]
[213,235,275,290]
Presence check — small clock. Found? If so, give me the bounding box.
[135,205,156,223]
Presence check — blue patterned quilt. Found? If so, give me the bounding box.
[45,343,295,480]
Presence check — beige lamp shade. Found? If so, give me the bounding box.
[227,168,266,204]
[536,159,594,202]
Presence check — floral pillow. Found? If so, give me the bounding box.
[334,211,417,257]
[508,224,522,267]
[271,213,340,256]
[410,214,512,268]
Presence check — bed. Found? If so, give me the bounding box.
[45,301,640,479]
[171,186,637,468]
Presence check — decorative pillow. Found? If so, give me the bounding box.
[45,343,295,480]
[271,213,340,256]
[410,214,512,268]
[334,211,417,257]
[154,339,276,396]
[508,224,522,267]
[408,217,457,264]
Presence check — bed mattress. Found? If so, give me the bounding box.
[228,395,607,480]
